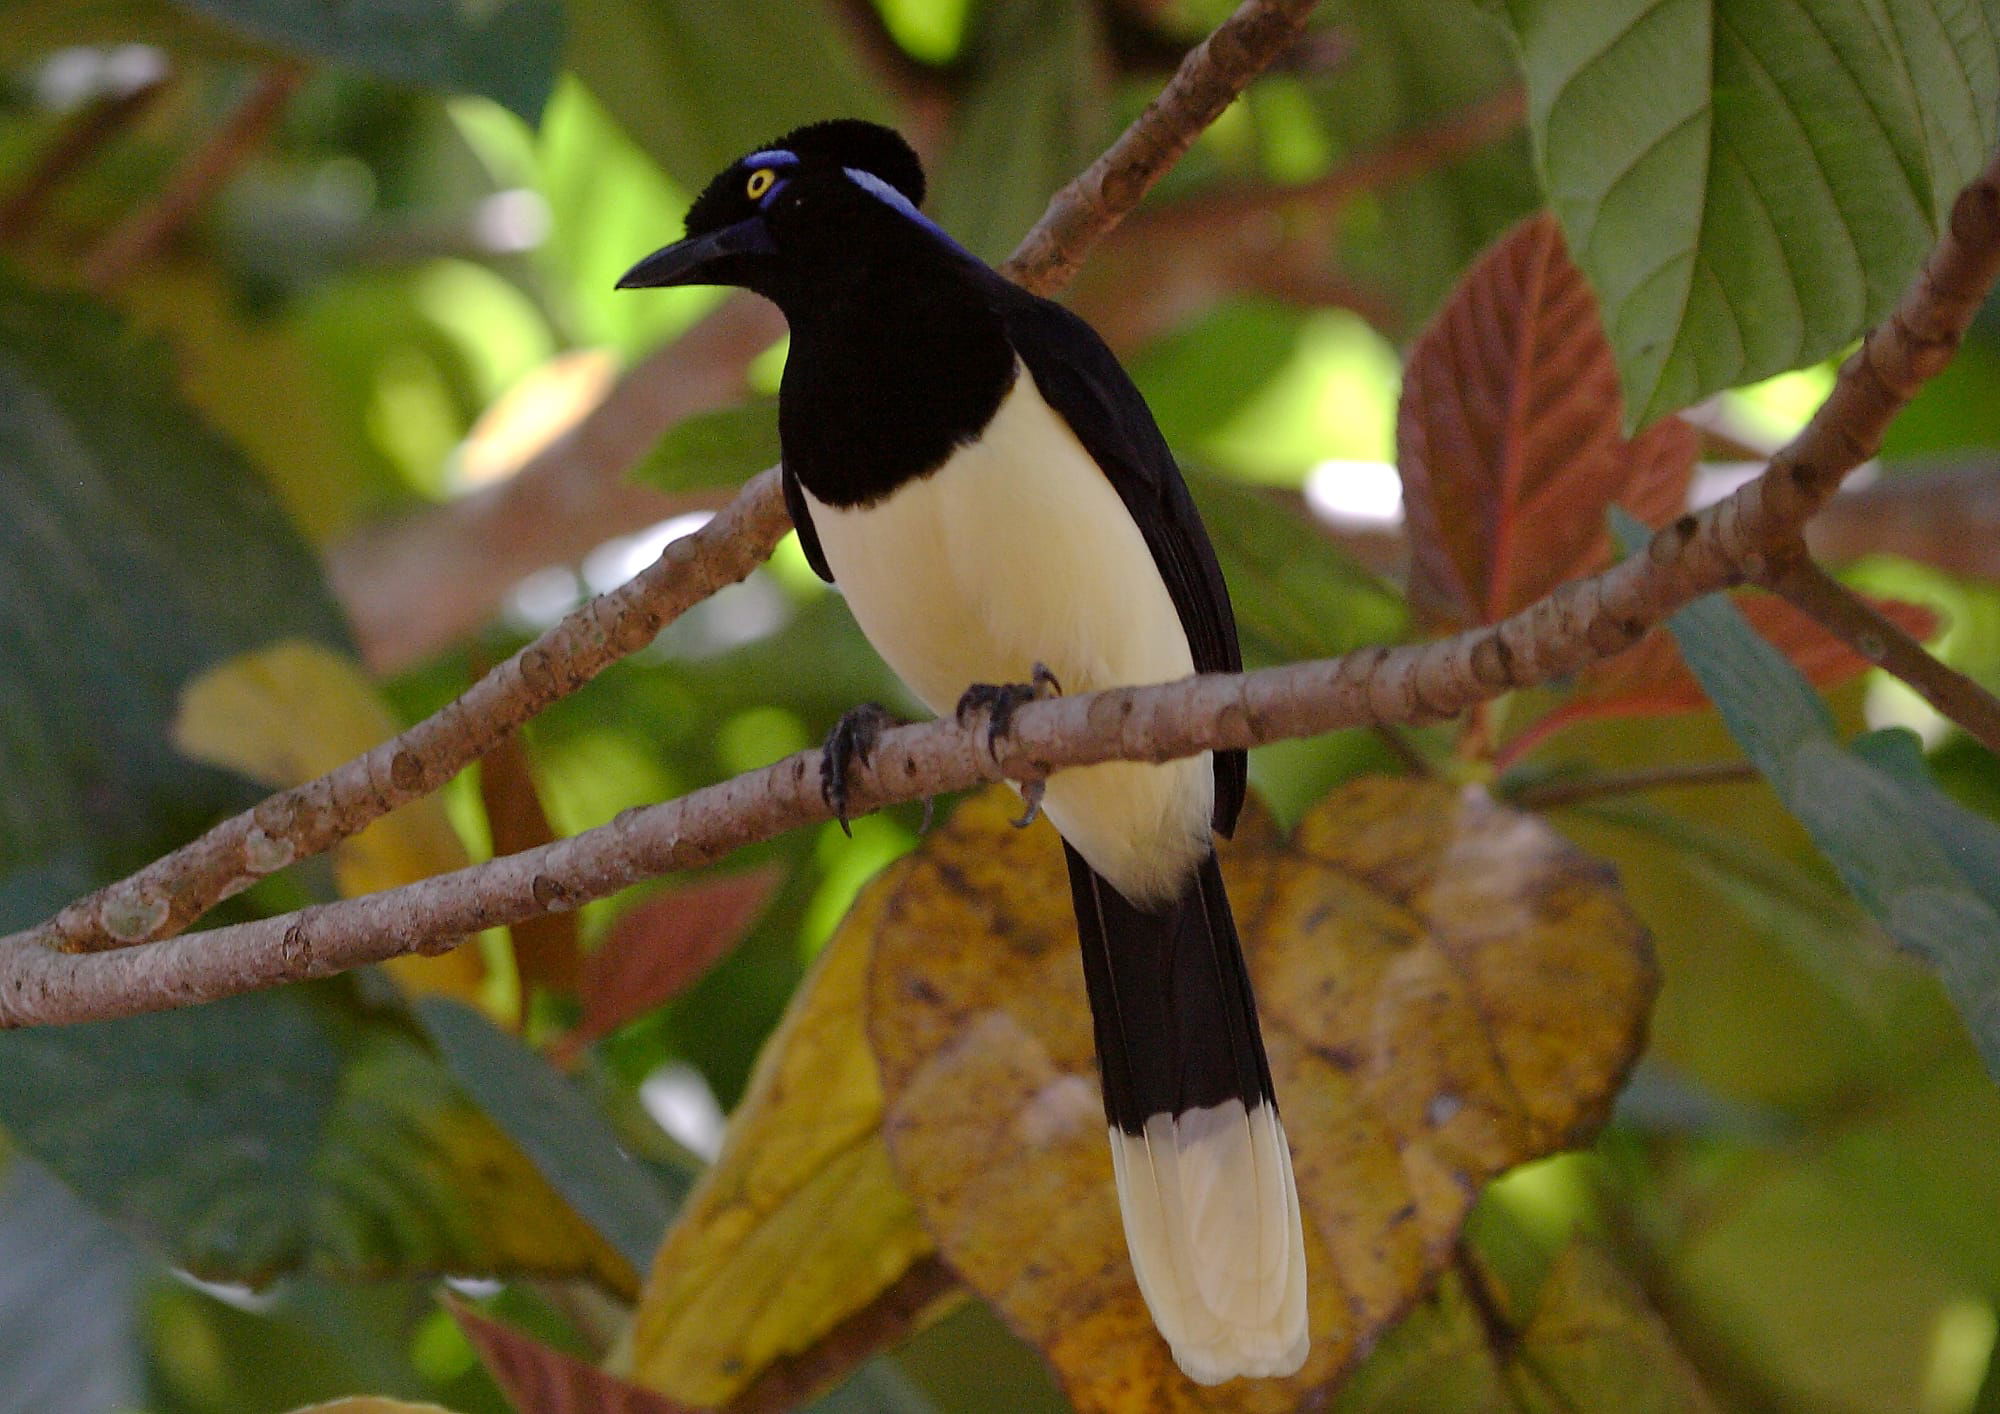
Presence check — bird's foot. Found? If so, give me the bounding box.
[820,702,898,837]
[955,663,1062,828]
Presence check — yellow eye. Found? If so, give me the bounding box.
[745,168,776,200]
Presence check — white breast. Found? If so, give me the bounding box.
[803,365,1213,905]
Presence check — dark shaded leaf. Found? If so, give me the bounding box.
[0,981,633,1290]
[417,997,681,1274]
[0,1159,144,1414]
[628,400,781,495]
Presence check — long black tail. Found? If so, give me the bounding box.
[1063,844,1308,1384]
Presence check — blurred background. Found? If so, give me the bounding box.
[5,0,2000,1410]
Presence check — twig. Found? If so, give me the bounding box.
[1768,556,2000,752]
[1507,760,1762,812]
[1001,0,1320,293]
[83,66,302,289]
[23,0,1328,959]
[723,1255,959,1414]
[13,4,2000,1026]
[1806,458,2000,579]
[327,294,786,672]
[0,78,169,246]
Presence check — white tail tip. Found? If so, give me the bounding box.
[1109,1099,1309,1384]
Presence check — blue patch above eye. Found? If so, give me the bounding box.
[743,149,800,171]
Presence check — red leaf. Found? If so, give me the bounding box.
[479,728,582,997]
[1498,593,1942,765]
[1398,213,1698,627]
[551,867,780,1062]
[448,1296,699,1414]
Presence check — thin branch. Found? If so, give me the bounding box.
[1806,458,2000,579]
[1001,0,1320,293]
[327,294,786,672]
[1506,760,1762,812]
[13,4,2000,1028]
[83,66,303,289]
[0,78,169,246]
[1769,555,2000,753]
[724,1255,959,1414]
[24,0,1327,959]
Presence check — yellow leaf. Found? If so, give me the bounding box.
[287,1402,467,1414]
[868,780,1655,1411]
[173,639,486,1003]
[626,862,949,1405]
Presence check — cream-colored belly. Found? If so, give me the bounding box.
[804,367,1212,905]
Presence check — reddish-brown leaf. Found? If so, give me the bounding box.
[551,867,781,1062]
[1498,593,1942,765]
[1398,213,1698,627]
[479,729,582,997]
[447,1296,699,1414]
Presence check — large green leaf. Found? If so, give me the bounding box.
[567,0,891,191]
[0,273,347,878]
[1490,0,2000,425]
[1616,512,2000,1081]
[0,1160,143,1412]
[0,0,561,118]
[0,978,634,1288]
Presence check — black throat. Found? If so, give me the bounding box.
[772,223,1018,509]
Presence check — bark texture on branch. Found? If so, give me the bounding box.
[16,0,1329,963]
[9,1,2000,1029]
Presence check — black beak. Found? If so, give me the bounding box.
[615,217,776,289]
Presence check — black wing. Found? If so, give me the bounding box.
[782,462,835,583]
[987,282,1246,837]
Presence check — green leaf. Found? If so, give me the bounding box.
[0,979,634,1289]
[0,1160,143,1411]
[0,273,347,879]
[1492,0,2000,425]
[416,998,681,1274]
[930,0,1109,263]
[187,0,560,117]
[1617,511,2000,1081]
[0,0,561,118]
[1187,471,1408,666]
[568,0,892,191]
[629,399,781,494]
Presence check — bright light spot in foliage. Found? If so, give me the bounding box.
[35,45,165,109]
[1923,1299,1996,1414]
[474,188,551,254]
[505,566,583,631]
[1306,458,1403,526]
[582,512,714,596]
[641,1062,727,1161]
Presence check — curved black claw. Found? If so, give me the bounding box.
[954,662,1063,749]
[820,703,897,836]
[955,663,1062,829]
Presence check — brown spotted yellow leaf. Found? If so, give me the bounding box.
[172,638,486,1003]
[867,780,1654,1411]
[626,861,953,1406]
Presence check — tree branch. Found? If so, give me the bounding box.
[83,66,302,289]
[0,76,169,246]
[1768,555,2000,752]
[1505,760,1763,812]
[12,3,2000,1030]
[327,293,786,672]
[18,0,1328,960]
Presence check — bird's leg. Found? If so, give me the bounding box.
[820,702,899,837]
[955,663,1063,827]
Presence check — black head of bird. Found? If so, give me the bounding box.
[615,119,946,309]
[618,120,1310,1386]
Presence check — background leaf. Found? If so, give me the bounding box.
[868,783,1655,1410]
[0,979,633,1290]
[1490,0,2000,424]
[1398,212,1696,626]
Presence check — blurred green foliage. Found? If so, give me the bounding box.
[4,0,2000,1409]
